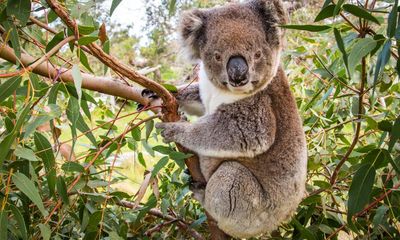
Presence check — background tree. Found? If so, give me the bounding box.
[0,0,399,239]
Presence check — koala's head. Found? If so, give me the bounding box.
[179,0,287,94]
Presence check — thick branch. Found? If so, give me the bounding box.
[0,43,147,105]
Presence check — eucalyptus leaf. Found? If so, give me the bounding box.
[342,4,380,25]
[0,76,22,103]
[12,173,48,217]
[348,164,376,221]
[281,24,331,32]
[110,0,123,16]
[34,132,56,196]
[348,38,377,77]
[0,210,7,240]
[6,0,31,26]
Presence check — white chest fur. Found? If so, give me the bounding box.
[199,62,249,114]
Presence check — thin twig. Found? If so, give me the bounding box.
[329,55,366,185]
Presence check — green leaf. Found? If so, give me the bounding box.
[387,0,398,38]
[24,104,61,138]
[333,0,344,16]
[66,98,97,146]
[62,162,85,172]
[9,204,27,240]
[108,231,124,240]
[78,49,94,73]
[145,120,154,141]
[169,151,191,169]
[131,127,141,141]
[86,211,102,232]
[6,0,31,26]
[342,4,380,25]
[77,35,98,45]
[72,65,83,103]
[138,152,146,168]
[322,0,332,8]
[162,83,178,92]
[281,24,331,32]
[15,146,39,161]
[142,140,154,156]
[45,31,64,53]
[190,214,207,228]
[57,176,70,206]
[314,4,335,22]
[0,210,7,240]
[347,164,376,221]
[362,149,390,169]
[153,145,171,155]
[378,120,392,132]
[12,172,48,217]
[34,132,56,196]
[38,223,51,240]
[334,28,349,77]
[390,156,400,175]
[0,76,22,103]
[78,25,96,35]
[291,218,317,240]
[151,156,169,177]
[110,0,123,16]
[388,115,400,151]
[373,205,388,230]
[348,38,377,77]
[0,104,31,167]
[2,20,21,58]
[103,40,110,74]
[373,40,392,97]
[169,151,192,161]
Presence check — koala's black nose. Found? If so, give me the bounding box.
[227,56,249,86]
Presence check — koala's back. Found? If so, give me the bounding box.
[200,67,307,238]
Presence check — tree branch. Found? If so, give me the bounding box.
[117,201,205,240]
[329,57,365,185]
[0,42,148,105]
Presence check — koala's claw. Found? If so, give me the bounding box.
[137,89,160,111]
[184,168,191,175]
[189,179,206,191]
[141,89,159,99]
[179,113,188,122]
[155,122,177,143]
[189,179,206,204]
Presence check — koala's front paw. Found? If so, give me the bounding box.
[155,122,180,143]
[137,89,160,111]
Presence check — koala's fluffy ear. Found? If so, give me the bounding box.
[179,9,207,61]
[253,0,288,25]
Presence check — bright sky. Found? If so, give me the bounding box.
[103,0,148,35]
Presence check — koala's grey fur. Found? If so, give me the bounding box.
[156,0,307,238]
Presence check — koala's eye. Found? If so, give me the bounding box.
[254,51,262,60]
[214,52,222,62]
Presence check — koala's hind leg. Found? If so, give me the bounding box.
[204,161,271,239]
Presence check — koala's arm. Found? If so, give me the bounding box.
[176,83,205,116]
[157,97,276,158]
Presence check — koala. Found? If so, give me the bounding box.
[155,0,307,238]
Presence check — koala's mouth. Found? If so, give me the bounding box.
[228,80,249,87]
